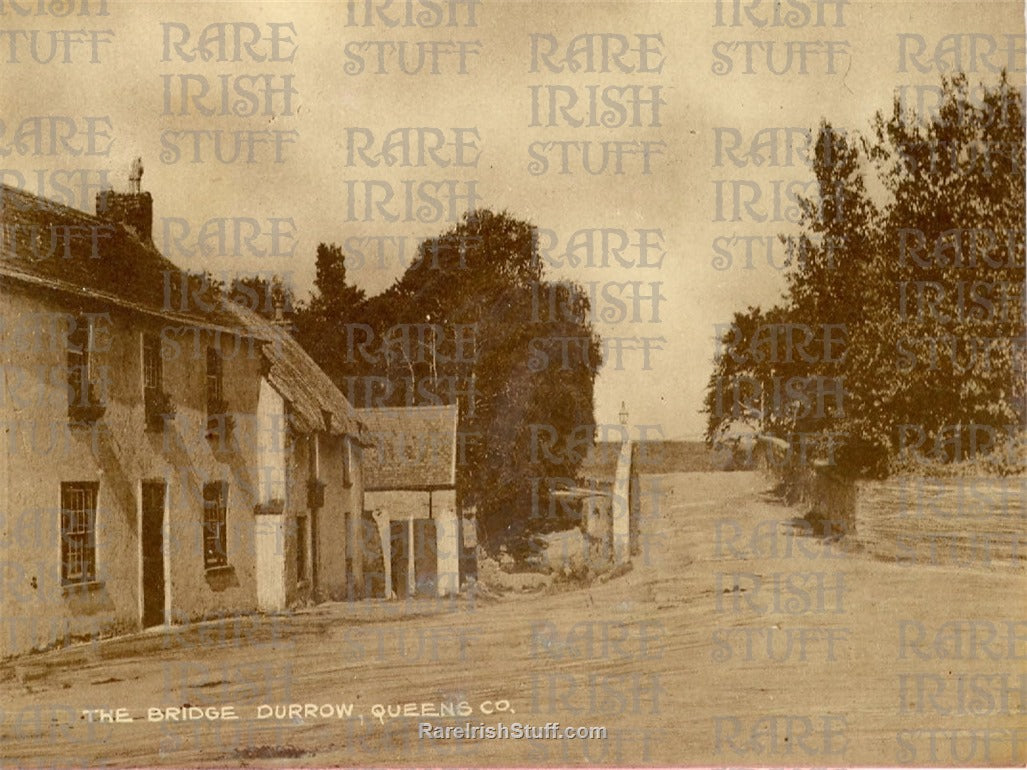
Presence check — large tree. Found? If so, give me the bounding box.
[704,74,1026,476]
[294,243,367,383]
[297,210,603,549]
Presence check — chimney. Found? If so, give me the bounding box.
[95,157,152,243]
[272,294,291,328]
[96,189,153,243]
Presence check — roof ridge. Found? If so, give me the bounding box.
[0,183,106,224]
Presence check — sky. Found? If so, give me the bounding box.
[1,0,1023,439]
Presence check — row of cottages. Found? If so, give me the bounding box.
[0,182,368,659]
[357,405,464,599]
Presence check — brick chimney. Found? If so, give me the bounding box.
[95,189,153,243]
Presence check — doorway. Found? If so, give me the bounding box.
[390,520,409,598]
[310,509,319,594]
[389,518,438,598]
[141,481,166,627]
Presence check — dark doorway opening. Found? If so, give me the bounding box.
[389,519,438,598]
[390,520,409,598]
[310,510,319,595]
[413,518,438,596]
[141,482,166,628]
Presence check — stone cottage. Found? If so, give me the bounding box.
[0,181,366,658]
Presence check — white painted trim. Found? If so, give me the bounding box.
[138,332,145,398]
[93,481,101,587]
[407,518,415,598]
[55,482,62,591]
[136,480,143,628]
[162,480,171,626]
[451,407,458,487]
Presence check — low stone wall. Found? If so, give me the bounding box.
[757,457,853,536]
[583,494,613,568]
[754,437,817,505]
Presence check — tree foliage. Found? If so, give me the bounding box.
[229,274,295,321]
[295,210,603,549]
[293,243,366,382]
[704,75,1026,476]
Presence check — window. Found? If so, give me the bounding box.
[61,482,98,585]
[143,333,164,430]
[67,317,90,406]
[202,481,228,569]
[143,333,162,390]
[67,316,103,419]
[296,514,308,582]
[206,346,223,415]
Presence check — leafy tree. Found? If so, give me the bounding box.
[229,274,295,321]
[296,211,603,549]
[310,242,367,318]
[294,243,367,382]
[867,73,1026,464]
[704,75,1026,476]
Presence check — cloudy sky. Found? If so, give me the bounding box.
[2,0,1022,437]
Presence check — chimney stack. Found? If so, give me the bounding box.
[95,157,152,243]
[272,294,293,329]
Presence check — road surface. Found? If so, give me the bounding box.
[1,471,1024,767]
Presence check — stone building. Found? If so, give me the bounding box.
[357,404,465,598]
[0,182,365,658]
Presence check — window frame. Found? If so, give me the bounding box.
[142,332,165,430]
[201,481,229,570]
[206,345,224,416]
[142,332,163,391]
[66,316,95,414]
[343,436,353,488]
[60,481,99,586]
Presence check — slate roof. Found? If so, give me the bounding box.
[356,405,459,491]
[1,184,363,439]
[0,185,242,331]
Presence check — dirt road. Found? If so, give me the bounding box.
[2,471,1024,767]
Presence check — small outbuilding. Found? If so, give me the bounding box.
[357,405,464,598]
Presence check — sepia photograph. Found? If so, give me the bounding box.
[0,0,1024,766]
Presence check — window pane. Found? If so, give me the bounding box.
[143,335,162,389]
[61,483,97,584]
[202,482,228,568]
[206,347,223,410]
[67,317,90,411]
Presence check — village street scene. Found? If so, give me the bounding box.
[0,467,1020,767]
[1,0,1026,767]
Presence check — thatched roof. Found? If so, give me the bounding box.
[0,185,241,331]
[228,304,365,439]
